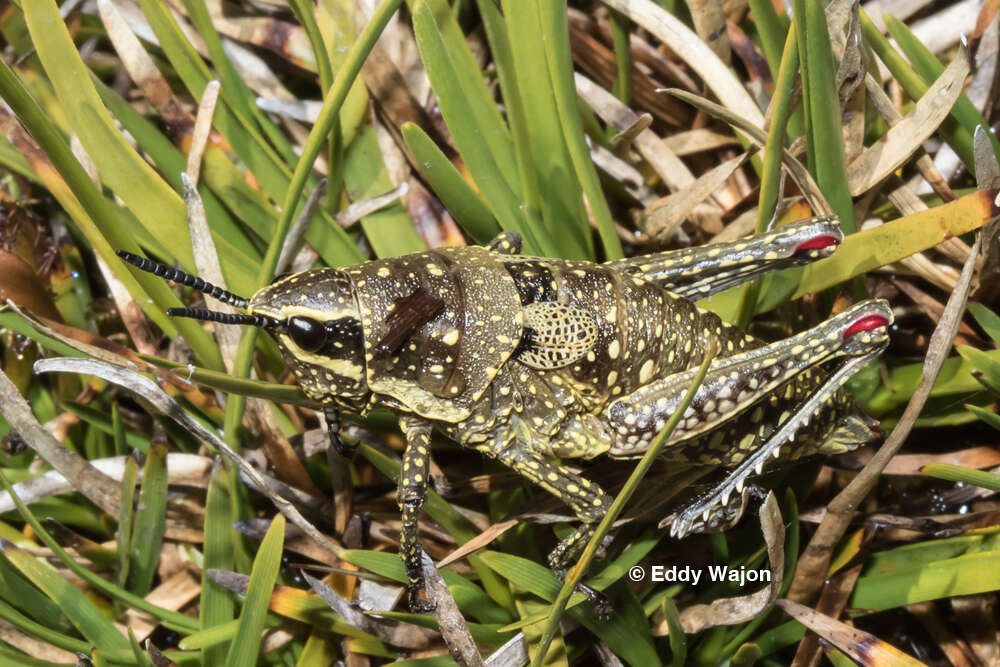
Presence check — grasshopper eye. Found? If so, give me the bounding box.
[288,316,326,352]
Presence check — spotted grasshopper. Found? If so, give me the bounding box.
[118,215,892,613]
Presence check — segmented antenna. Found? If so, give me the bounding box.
[116,250,249,309]
[166,308,276,328]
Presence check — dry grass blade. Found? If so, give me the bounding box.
[187,80,221,184]
[848,48,969,195]
[276,179,328,275]
[663,88,832,215]
[0,365,122,517]
[663,128,740,156]
[302,571,434,649]
[485,632,528,666]
[883,446,1000,475]
[121,569,202,643]
[575,73,696,192]
[654,492,784,635]
[96,0,193,134]
[184,175,322,496]
[0,453,212,513]
[603,0,763,127]
[906,600,980,667]
[335,183,410,228]
[32,357,346,560]
[790,564,863,667]
[421,551,484,667]
[685,0,730,63]
[608,112,652,154]
[642,151,751,240]
[0,253,60,321]
[6,300,137,369]
[182,174,241,370]
[777,599,926,665]
[788,229,984,602]
[0,618,77,663]
[437,519,518,569]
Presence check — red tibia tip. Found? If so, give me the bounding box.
[843,314,890,339]
[794,234,841,252]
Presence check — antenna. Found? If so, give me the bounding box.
[116,250,249,309]
[165,308,277,328]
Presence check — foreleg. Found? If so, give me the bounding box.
[397,416,435,612]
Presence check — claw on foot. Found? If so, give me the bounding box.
[579,582,613,621]
[551,568,614,620]
[406,583,437,613]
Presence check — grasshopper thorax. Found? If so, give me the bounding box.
[247,269,369,406]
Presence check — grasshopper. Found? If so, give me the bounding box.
[118,216,891,612]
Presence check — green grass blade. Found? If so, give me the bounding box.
[747,0,790,80]
[477,0,546,246]
[957,344,1000,390]
[128,627,155,667]
[133,0,362,270]
[920,463,1000,492]
[0,597,92,658]
[224,515,285,667]
[479,552,660,666]
[969,302,1000,344]
[532,343,716,665]
[23,0,196,262]
[500,0,589,259]
[537,0,621,260]
[343,127,427,257]
[798,0,855,235]
[93,77,262,263]
[133,0,290,201]
[223,0,403,447]
[661,596,686,667]
[0,556,66,632]
[180,0,298,163]
[356,443,475,542]
[967,404,1000,431]
[850,549,1000,610]
[126,442,168,596]
[883,14,1000,167]
[609,9,632,103]
[0,539,130,652]
[0,55,221,368]
[736,26,799,328]
[417,0,518,192]
[341,549,509,624]
[0,470,199,633]
[201,464,236,666]
[401,122,501,243]
[859,9,975,169]
[115,452,139,605]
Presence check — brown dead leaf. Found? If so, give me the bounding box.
[0,251,60,320]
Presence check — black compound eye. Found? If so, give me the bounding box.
[288,316,326,352]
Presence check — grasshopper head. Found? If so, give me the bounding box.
[247,269,368,404]
[114,251,369,406]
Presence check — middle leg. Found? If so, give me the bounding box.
[482,436,614,615]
